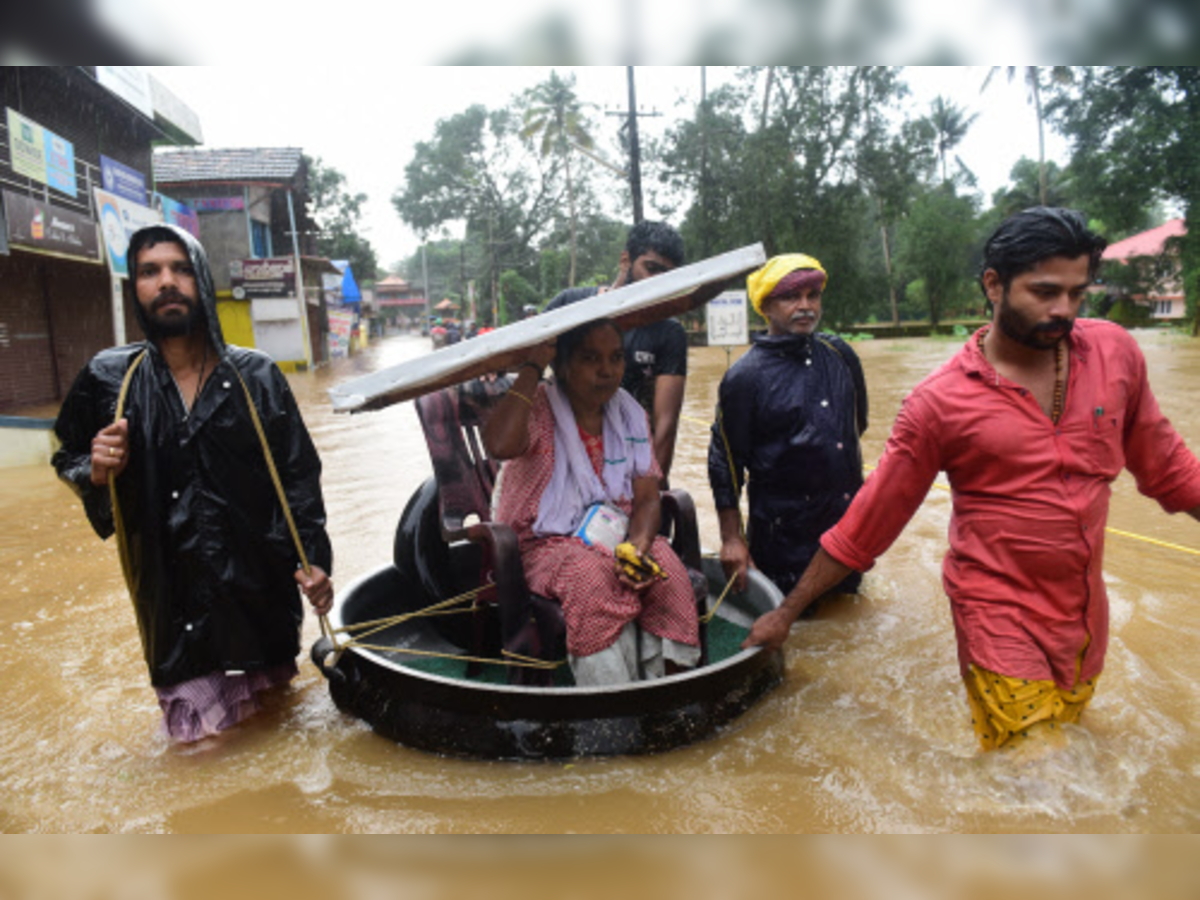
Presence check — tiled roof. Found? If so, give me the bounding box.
[153,147,305,184]
[1103,219,1186,261]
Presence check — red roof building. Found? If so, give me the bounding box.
[375,275,425,309]
[1101,219,1187,320]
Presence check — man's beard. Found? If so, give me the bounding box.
[143,291,204,339]
[997,292,1073,350]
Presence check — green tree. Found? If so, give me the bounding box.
[305,155,379,284]
[1047,66,1200,332]
[393,105,559,311]
[498,270,538,325]
[895,184,981,327]
[655,66,911,325]
[991,157,1075,218]
[981,67,1073,206]
[925,96,978,185]
[520,70,595,287]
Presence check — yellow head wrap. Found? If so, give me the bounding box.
[746,254,828,316]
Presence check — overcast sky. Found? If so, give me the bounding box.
[147,66,1068,271]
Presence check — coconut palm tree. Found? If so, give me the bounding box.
[927,96,978,184]
[981,66,1072,206]
[520,71,595,287]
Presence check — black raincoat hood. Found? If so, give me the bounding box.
[125,223,228,359]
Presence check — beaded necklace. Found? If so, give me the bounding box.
[978,327,1066,424]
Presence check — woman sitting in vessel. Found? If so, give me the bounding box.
[483,319,701,686]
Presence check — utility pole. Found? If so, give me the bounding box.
[626,66,643,223]
[606,66,661,224]
[420,239,431,332]
[699,66,711,258]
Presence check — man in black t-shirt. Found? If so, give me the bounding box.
[543,221,688,481]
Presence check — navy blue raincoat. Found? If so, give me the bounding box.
[708,331,867,597]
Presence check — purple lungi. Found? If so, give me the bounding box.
[155,662,298,742]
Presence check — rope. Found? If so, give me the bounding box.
[107,351,340,646]
[700,570,739,625]
[338,642,563,671]
[332,585,492,640]
[326,582,568,671]
[109,351,147,604]
[229,366,338,644]
[679,418,1200,560]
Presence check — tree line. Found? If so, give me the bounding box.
[374,67,1197,333]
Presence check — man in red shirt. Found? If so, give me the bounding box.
[743,207,1200,751]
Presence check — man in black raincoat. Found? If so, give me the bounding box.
[53,224,333,741]
[708,253,867,601]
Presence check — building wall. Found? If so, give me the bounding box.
[196,211,250,293]
[0,68,155,221]
[0,253,57,410]
[217,299,254,348]
[46,256,115,398]
[0,67,165,411]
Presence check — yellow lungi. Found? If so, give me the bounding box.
[963,664,1098,751]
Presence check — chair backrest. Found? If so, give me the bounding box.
[414,377,511,540]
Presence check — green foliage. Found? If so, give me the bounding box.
[392,104,559,309]
[655,67,920,327]
[538,248,569,301]
[519,70,596,287]
[895,184,982,326]
[304,155,379,283]
[498,270,538,325]
[925,96,978,185]
[1106,296,1154,327]
[1047,67,1200,332]
[991,158,1075,217]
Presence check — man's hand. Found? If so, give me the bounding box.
[295,565,334,616]
[90,418,130,486]
[741,607,795,652]
[719,534,752,593]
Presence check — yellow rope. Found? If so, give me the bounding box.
[229,367,339,644]
[1104,528,1200,558]
[327,582,567,671]
[861,463,1200,557]
[341,642,563,670]
[333,585,493,641]
[110,351,147,609]
[679,422,1200,560]
[700,571,739,625]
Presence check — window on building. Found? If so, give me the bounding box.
[251,219,272,258]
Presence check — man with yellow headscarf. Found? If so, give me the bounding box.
[708,254,868,602]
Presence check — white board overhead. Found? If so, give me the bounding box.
[329,243,767,413]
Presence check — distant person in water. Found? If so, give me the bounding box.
[743,207,1200,752]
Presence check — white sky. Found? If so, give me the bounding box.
[147,66,1068,270]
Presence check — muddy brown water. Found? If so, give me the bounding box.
[1,330,1197,833]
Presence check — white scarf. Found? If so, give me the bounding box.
[533,381,653,537]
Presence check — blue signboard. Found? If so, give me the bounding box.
[100,154,147,205]
[44,132,77,197]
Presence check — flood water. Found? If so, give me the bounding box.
[2,329,1198,833]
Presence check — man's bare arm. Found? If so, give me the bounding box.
[741,549,854,651]
[652,374,686,481]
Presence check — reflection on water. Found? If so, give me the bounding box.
[1,330,1197,833]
